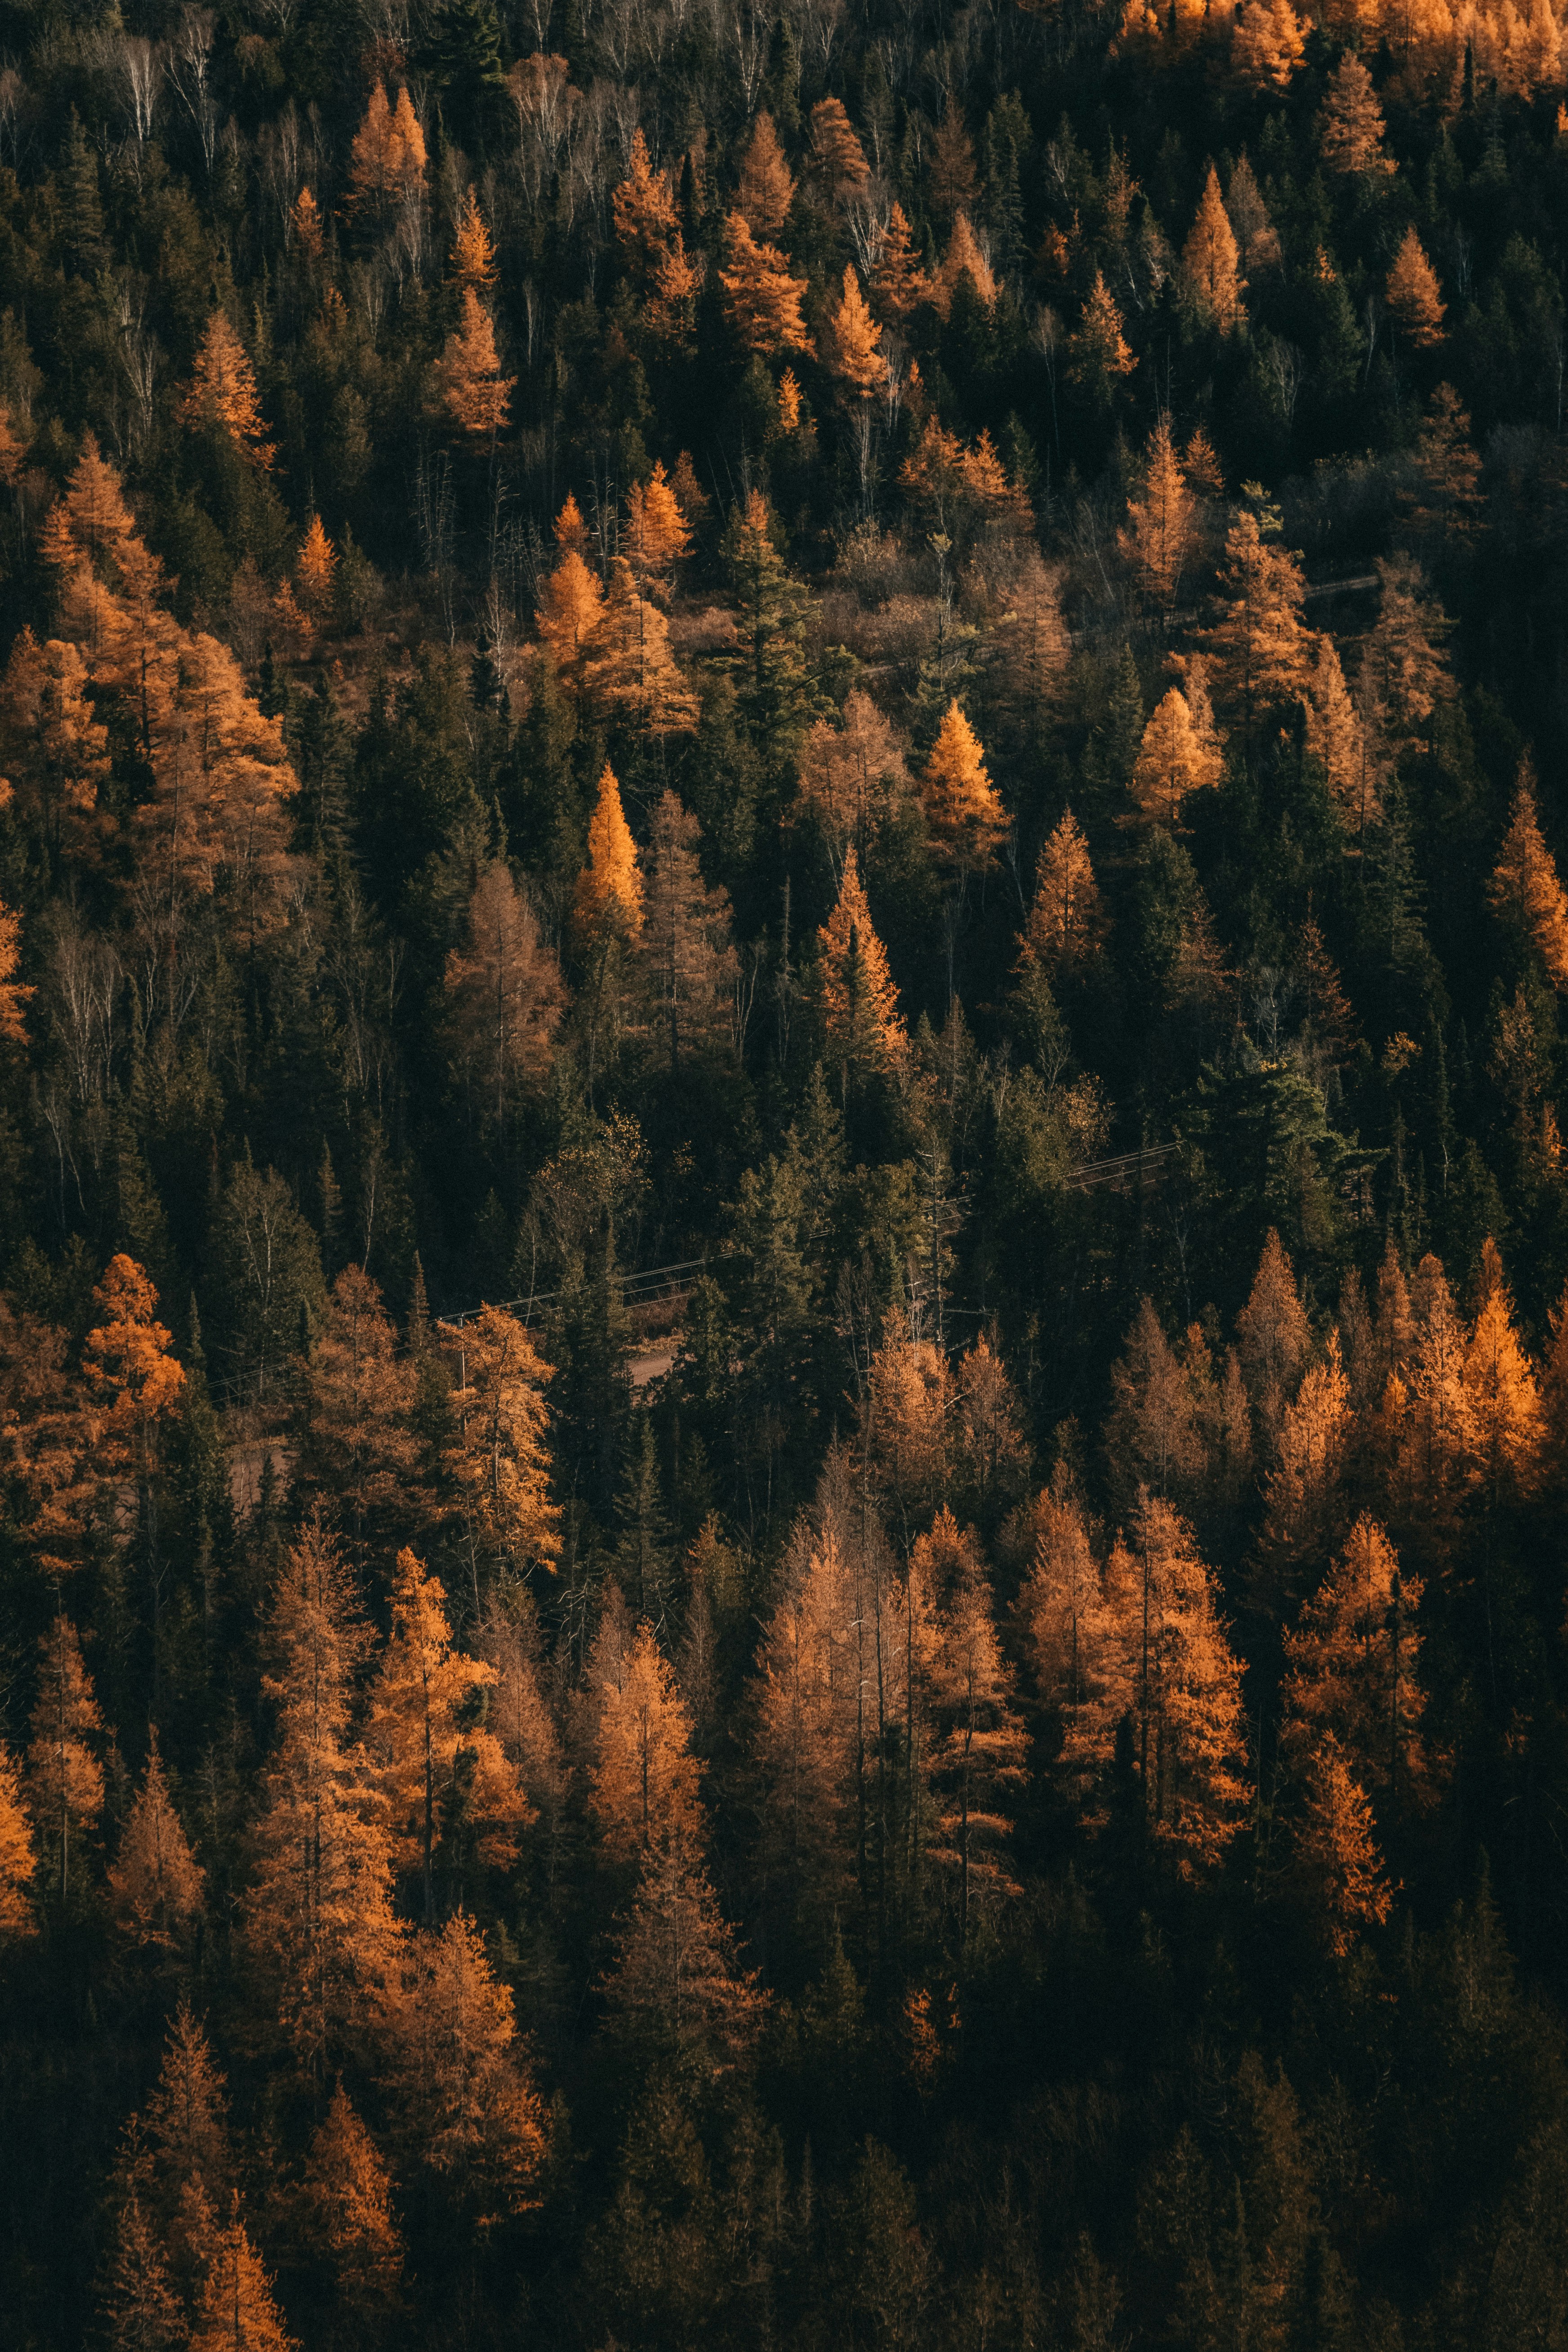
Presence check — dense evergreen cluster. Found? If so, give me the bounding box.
[8,0,1568,2344]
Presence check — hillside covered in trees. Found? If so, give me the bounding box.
[9,0,1568,2343]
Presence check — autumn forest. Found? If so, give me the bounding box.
[7,0,1568,2343]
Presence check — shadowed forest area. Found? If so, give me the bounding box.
[7,0,1568,2344]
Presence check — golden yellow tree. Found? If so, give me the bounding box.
[582,557,699,736]
[921,1514,1027,1942]
[736,110,796,236]
[817,845,907,1082]
[296,513,337,615]
[388,1913,547,2222]
[717,212,812,354]
[1068,270,1136,401]
[1385,226,1446,346]
[1203,508,1316,737]
[448,187,498,289]
[1102,1491,1250,1876]
[107,1734,205,1951]
[440,1305,561,1586]
[1129,685,1223,825]
[794,688,910,871]
[367,1548,529,1918]
[1018,808,1105,970]
[0,1745,36,1941]
[623,459,692,594]
[1280,1513,1433,1813]
[535,546,605,679]
[1016,1480,1120,1803]
[1464,1237,1545,1506]
[572,762,644,943]
[931,213,998,316]
[589,1618,705,1863]
[290,185,325,259]
[1289,1734,1393,1956]
[1488,761,1568,989]
[822,264,888,398]
[613,129,679,275]
[294,2085,404,2325]
[243,1520,405,2083]
[809,95,870,196]
[1119,413,1195,606]
[179,313,275,467]
[921,699,1008,872]
[1320,51,1394,175]
[0,897,34,1041]
[1306,635,1380,829]
[189,2201,294,2352]
[347,80,426,214]
[1182,164,1245,328]
[435,290,514,437]
[0,631,112,873]
[445,862,564,1133]
[26,1613,104,1907]
[872,201,929,320]
[1230,0,1306,88]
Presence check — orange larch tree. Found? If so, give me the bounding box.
[1487,760,1568,989]
[1306,635,1380,829]
[582,557,699,736]
[872,200,930,320]
[367,1547,529,1920]
[1464,1237,1545,1507]
[178,312,275,466]
[1320,50,1394,175]
[26,1613,104,1908]
[1102,1489,1251,1876]
[717,212,812,354]
[107,1734,205,1952]
[1202,508,1316,741]
[296,512,337,613]
[435,290,514,437]
[921,699,1008,873]
[736,110,796,236]
[535,545,605,682]
[589,1617,705,1864]
[822,264,888,398]
[0,1744,36,1941]
[1068,270,1136,403]
[1385,225,1446,346]
[623,459,693,595]
[1182,163,1245,328]
[931,213,998,316]
[1289,1733,1393,1956]
[188,2199,294,2352]
[438,1304,561,1590]
[242,1519,404,2083]
[613,128,680,275]
[347,79,426,215]
[1015,1479,1121,1804]
[809,95,871,197]
[602,1836,766,2071]
[445,861,564,1136]
[816,844,907,1085]
[573,762,645,945]
[1129,686,1223,825]
[295,2084,404,2325]
[1280,1513,1434,1813]
[920,1512,1027,1943]
[637,790,738,1073]
[1235,1227,1313,1441]
[388,1915,548,2225]
[294,1266,420,1565]
[1119,413,1195,607]
[1230,0,1307,88]
[0,896,34,1040]
[448,187,498,289]
[1019,807,1106,971]
[794,689,911,874]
